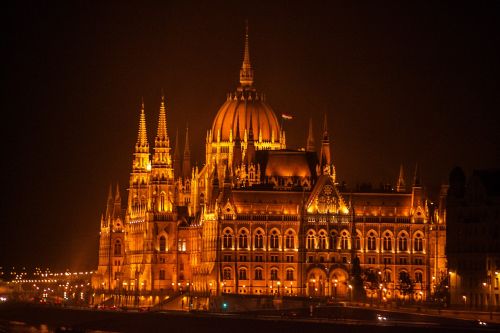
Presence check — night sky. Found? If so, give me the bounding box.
[2,1,499,271]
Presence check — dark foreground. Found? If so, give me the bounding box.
[0,303,496,333]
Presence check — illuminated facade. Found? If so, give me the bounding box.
[93,26,446,306]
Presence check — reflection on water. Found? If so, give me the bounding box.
[0,320,117,333]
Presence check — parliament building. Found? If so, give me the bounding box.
[92,27,447,308]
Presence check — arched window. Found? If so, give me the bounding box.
[285,231,295,249]
[270,230,279,249]
[415,271,423,283]
[399,234,408,251]
[114,240,121,255]
[159,235,167,252]
[399,271,410,282]
[160,193,166,211]
[341,231,349,250]
[330,232,337,250]
[354,233,361,250]
[223,229,233,249]
[383,232,392,251]
[178,238,187,252]
[239,268,247,280]
[270,268,279,281]
[223,268,231,280]
[254,268,263,280]
[414,233,423,252]
[254,230,263,249]
[238,230,248,249]
[159,269,165,280]
[318,231,327,250]
[367,232,376,251]
[385,271,392,282]
[307,231,315,250]
[286,269,294,281]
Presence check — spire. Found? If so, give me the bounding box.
[155,92,169,147]
[246,111,255,164]
[239,20,254,87]
[173,128,181,177]
[413,163,421,187]
[306,118,315,152]
[113,183,122,219]
[396,164,406,192]
[136,98,149,150]
[319,114,331,173]
[182,125,191,178]
[233,115,242,168]
[105,184,113,218]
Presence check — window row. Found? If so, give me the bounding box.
[223,267,295,281]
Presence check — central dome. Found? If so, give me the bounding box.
[211,89,281,142]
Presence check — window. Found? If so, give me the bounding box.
[223,268,231,280]
[385,271,392,282]
[255,255,263,262]
[415,271,423,283]
[341,231,349,250]
[254,230,263,249]
[223,255,231,262]
[239,255,247,262]
[415,258,423,265]
[285,231,295,249]
[330,232,337,250]
[367,232,376,251]
[383,257,392,265]
[399,271,409,282]
[254,269,263,280]
[270,230,279,249]
[354,234,361,250]
[342,257,347,263]
[307,231,315,249]
[159,269,165,280]
[414,234,423,252]
[159,235,167,252]
[114,240,122,255]
[286,269,294,281]
[178,238,186,252]
[271,255,279,262]
[399,257,408,265]
[270,269,278,281]
[160,193,166,211]
[398,235,408,251]
[308,256,314,263]
[239,268,247,280]
[318,232,327,250]
[368,257,376,264]
[238,230,248,249]
[223,230,233,249]
[286,255,294,263]
[383,232,392,251]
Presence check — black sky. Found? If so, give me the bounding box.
[2,1,499,271]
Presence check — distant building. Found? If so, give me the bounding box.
[447,168,500,310]
[92,25,446,308]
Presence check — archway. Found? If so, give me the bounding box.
[330,268,349,298]
[307,268,327,297]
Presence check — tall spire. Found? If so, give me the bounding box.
[173,128,181,177]
[155,92,169,147]
[306,118,315,152]
[182,125,191,178]
[396,164,406,192]
[239,20,254,87]
[319,114,331,173]
[413,163,421,187]
[105,184,113,218]
[136,98,149,151]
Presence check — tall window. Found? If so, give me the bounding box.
[254,268,263,280]
[367,232,376,251]
[383,232,392,251]
[238,230,248,249]
[159,269,165,280]
[330,232,337,250]
[415,271,423,283]
[178,238,186,252]
[286,269,294,281]
[354,233,361,250]
[114,240,121,255]
[399,234,408,251]
[270,230,279,249]
[341,231,349,250]
[160,193,166,211]
[159,235,167,252]
[254,230,263,249]
[414,234,423,252]
[270,268,278,281]
[223,268,231,280]
[223,230,233,249]
[239,268,247,280]
[285,231,294,249]
[318,232,327,250]
[307,232,315,249]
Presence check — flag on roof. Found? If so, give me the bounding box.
[281,114,293,120]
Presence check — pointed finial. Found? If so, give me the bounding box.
[322,113,328,140]
[136,99,149,148]
[184,124,190,156]
[413,163,421,187]
[239,20,254,87]
[107,183,113,201]
[397,164,406,192]
[155,91,168,145]
[306,118,315,151]
[115,183,121,201]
